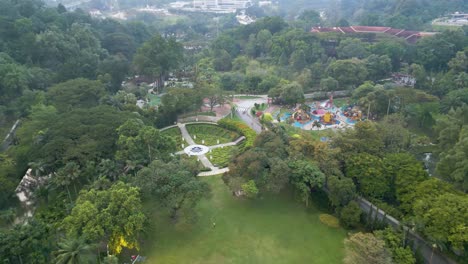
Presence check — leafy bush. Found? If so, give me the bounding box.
[218,119,257,150]
[339,201,362,228]
[242,180,259,198]
[209,147,237,167]
[319,214,340,228]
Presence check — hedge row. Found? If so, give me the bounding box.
[218,119,257,149]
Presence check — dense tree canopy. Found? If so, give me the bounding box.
[63,182,146,254]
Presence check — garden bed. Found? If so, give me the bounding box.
[209,146,237,168]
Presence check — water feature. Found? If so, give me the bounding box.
[184,144,210,156]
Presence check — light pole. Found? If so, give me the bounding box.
[430,244,437,264]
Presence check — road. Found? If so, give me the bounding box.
[234,95,267,134]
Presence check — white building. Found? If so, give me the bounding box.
[193,0,251,10]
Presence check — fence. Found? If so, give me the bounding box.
[357,197,457,264]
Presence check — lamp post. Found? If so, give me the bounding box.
[430,244,437,264]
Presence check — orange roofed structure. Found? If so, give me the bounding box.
[310,26,437,43]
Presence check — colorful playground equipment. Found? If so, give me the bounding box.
[343,106,363,121]
[292,109,311,122]
[322,112,335,124]
[272,93,360,130]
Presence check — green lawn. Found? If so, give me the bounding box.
[146,176,346,264]
[186,124,240,146]
[147,93,161,107]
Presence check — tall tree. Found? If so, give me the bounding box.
[344,232,393,264]
[63,182,146,254]
[134,160,210,224]
[345,153,390,199]
[327,59,368,88]
[336,38,369,59]
[327,176,357,208]
[279,82,304,106]
[46,78,106,112]
[288,159,325,206]
[133,35,182,89]
[413,193,468,251]
[202,83,226,111]
[116,119,176,166]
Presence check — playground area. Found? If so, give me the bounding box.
[271,96,362,131]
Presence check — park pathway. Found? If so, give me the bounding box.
[175,136,246,155]
[178,123,214,169]
[178,123,195,145]
[176,123,241,176]
[198,168,229,177]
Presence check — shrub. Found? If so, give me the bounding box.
[241,180,259,198]
[319,214,340,228]
[340,201,362,228]
[210,146,237,167]
[218,119,257,150]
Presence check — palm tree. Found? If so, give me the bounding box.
[53,162,82,203]
[62,162,81,195]
[28,161,46,177]
[98,159,119,181]
[52,171,73,204]
[455,72,468,88]
[34,184,51,205]
[54,237,96,264]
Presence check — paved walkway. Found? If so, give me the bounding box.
[178,123,214,169]
[178,123,195,145]
[175,136,245,155]
[198,168,229,177]
[174,123,242,176]
[208,136,245,150]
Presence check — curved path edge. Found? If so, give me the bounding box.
[198,167,229,177]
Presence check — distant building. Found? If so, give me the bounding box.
[193,0,251,10]
[310,26,437,43]
[432,12,468,27]
[451,12,468,20]
[236,11,255,25]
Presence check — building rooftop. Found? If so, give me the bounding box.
[310,26,437,43]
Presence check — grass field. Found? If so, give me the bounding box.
[147,94,161,107]
[186,124,240,146]
[146,176,346,264]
